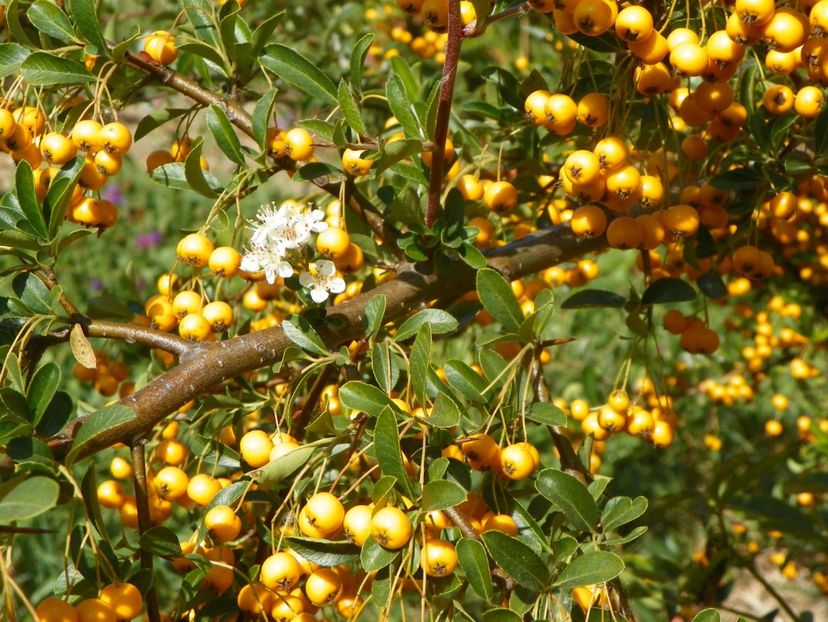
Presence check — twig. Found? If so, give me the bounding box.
[85,319,193,357]
[291,365,337,440]
[425,0,463,228]
[464,2,531,38]
[130,439,161,622]
[743,559,801,622]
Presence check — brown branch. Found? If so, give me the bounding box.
[425,0,463,228]
[58,224,606,460]
[124,51,254,136]
[85,319,193,357]
[130,439,161,622]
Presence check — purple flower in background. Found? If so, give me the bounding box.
[90,278,103,292]
[101,184,123,204]
[135,230,163,249]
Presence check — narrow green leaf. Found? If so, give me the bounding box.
[427,393,461,428]
[361,535,399,571]
[0,43,31,78]
[0,476,59,521]
[561,289,627,309]
[476,268,524,333]
[641,277,696,305]
[46,156,84,237]
[15,160,47,239]
[601,496,648,532]
[535,468,600,532]
[251,444,316,487]
[66,0,108,53]
[386,73,421,138]
[526,402,566,426]
[349,33,374,88]
[481,531,549,591]
[206,105,245,166]
[251,12,284,56]
[66,405,136,466]
[252,89,278,151]
[28,1,76,42]
[338,80,368,136]
[409,323,430,407]
[135,108,190,142]
[183,0,219,47]
[690,611,722,622]
[372,342,395,394]
[422,480,467,511]
[709,167,761,190]
[456,538,494,602]
[815,105,828,156]
[363,294,386,341]
[374,407,413,498]
[285,537,360,566]
[261,44,337,104]
[178,41,226,69]
[339,381,394,417]
[394,309,458,342]
[482,610,521,622]
[697,269,727,299]
[140,526,182,557]
[603,525,648,545]
[22,52,93,86]
[12,273,53,315]
[184,136,220,197]
[373,138,423,174]
[27,362,61,425]
[444,360,488,401]
[553,551,624,589]
[291,162,342,182]
[282,315,329,356]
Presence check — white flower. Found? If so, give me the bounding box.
[240,244,293,284]
[299,260,346,304]
[249,201,327,252]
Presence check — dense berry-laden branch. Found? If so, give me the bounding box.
[60,224,606,461]
[425,0,463,228]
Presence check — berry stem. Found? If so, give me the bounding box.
[425,0,463,229]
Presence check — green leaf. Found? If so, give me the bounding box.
[554,551,624,589]
[349,33,374,88]
[372,342,396,394]
[386,73,421,138]
[140,526,182,557]
[374,407,414,498]
[691,609,722,622]
[0,43,30,78]
[339,381,395,417]
[409,323,430,408]
[183,0,219,47]
[456,538,494,602]
[709,167,761,190]
[66,405,136,466]
[601,496,647,532]
[151,162,222,197]
[66,0,109,54]
[394,309,458,342]
[291,162,341,182]
[28,1,76,42]
[561,289,626,309]
[535,468,600,532]
[21,52,93,85]
[481,531,549,591]
[482,610,521,622]
[184,136,220,198]
[641,277,696,305]
[135,108,191,142]
[12,273,53,315]
[261,44,337,104]
[338,80,368,136]
[110,25,142,62]
[252,89,278,151]
[206,105,245,166]
[15,160,47,239]
[422,480,466,511]
[444,360,489,401]
[363,294,386,341]
[251,443,316,487]
[361,535,399,572]
[27,362,61,425]
[0,476,59,521]
[477,268,524,333]
[603,525,648,545]
[526,402,566,426]
[697,269,727,299]
[427,393,461,428]
[285,537,360,566]
[282,315,329,356]
[373,139,423,174]
[46,156,84,237]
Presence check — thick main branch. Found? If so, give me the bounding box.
[62,225,606,461]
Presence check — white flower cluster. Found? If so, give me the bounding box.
[241,201,345,303]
